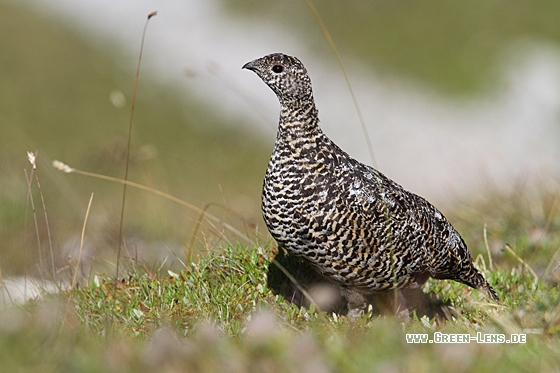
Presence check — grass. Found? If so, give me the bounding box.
[5,145,560,369]
[2,1,560,372]
[2,233,560,372]
[3,183,560,371]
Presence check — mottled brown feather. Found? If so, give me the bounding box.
[243,53,499,314]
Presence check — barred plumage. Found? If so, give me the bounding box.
[243,53,499,316]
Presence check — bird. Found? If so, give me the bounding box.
[242,53,499,317]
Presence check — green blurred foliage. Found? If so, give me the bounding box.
[0,1,269,275]
[223,0,560,94]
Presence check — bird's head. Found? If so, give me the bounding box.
[242,53,314,105]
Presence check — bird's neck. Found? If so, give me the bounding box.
[277,96,321,139]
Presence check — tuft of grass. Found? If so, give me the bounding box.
[70,245,285,337]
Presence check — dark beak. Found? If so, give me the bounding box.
[242,60,258,72]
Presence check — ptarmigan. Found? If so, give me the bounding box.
[243,53,499,317]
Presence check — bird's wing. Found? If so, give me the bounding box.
[341,159,471,275]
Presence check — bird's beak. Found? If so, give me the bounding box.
[242,60,258,72]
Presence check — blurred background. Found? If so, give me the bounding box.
[1,0,560,280]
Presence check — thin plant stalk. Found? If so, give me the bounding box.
[116,11,157,280]
[303,0,377,168]
[53,160,253,245]
[27,152,56,279]
[61,193,94,332]
[72,193,94,289]
[24,168,44,276]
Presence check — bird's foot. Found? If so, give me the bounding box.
[341,287,368,320]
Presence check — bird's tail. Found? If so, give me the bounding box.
[479,280,500,302]
[461,269,500,302]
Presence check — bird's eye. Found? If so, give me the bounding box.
[272,65,284,73]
